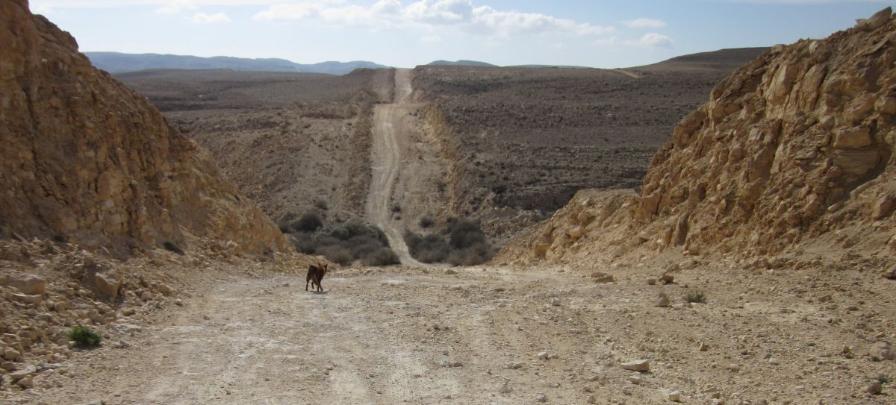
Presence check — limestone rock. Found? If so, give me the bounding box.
[0,0,286,256]
[0,273,46,295]
[499,7,896,263]
[621,359,650,372]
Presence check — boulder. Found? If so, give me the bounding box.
[0,273,46,295]
[93,270,122,301]
[833,126,872,149]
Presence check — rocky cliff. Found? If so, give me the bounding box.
[500,8,896,265]
[0,0,286,255]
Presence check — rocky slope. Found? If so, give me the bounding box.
[0,0,286,256]
[500,8,896,266]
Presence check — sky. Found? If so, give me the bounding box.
[30,0,895,68]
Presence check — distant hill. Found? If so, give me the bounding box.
[85,52,388,75]
[639,47,770,71]
[427,60,497,67]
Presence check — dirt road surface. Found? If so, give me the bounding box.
[9,261,894,405]
[366,69,425,266]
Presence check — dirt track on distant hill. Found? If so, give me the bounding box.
[366,69,425,266]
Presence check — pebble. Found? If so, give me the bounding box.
[537,351,550,360]
[621,359,650,372]
[656,292,670,308]
[866,381,882,395]
[663,389,682,402]
[498,380,512,394]
[535,393,548,402]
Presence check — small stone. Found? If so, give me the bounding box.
[660,273,675,285]
[646,278,657,285]
[2,347,22,362]
[870,341,894,361]
[655,292,670,308]
[10,293,42,305]
[121,308,136,316]
[505,362,523,370]
[445,269,457,275]
[16,375,33,388]
[621,359,650,372]
[628,375,643,385]
[664,389,682,402]
[590,272,615,283]
[866,381,882,395]
[535,393,548,402]
[884,266,896,280]
[537,351,550,360]
[498,380,512,394]
[699,342,709,352]
[550,297,561,307]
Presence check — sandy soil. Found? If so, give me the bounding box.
[5,259,894,405]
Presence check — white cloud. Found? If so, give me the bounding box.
[624,18,666,29]
[253,0,615,39]
[192,12,231,23]
[629,32,673,47]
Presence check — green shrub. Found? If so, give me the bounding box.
[686,291,707,304]
[363,248,400,266]
[68,325,102,348]
[405,217,493,266]
[290,219,399,267]
[291,212,324,233]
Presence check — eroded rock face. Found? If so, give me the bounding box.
[499,7,896,263]
[0,0,286,255]
[636,7,896,256]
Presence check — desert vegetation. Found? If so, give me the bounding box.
[404,217,495,266]
[281,212,399,266]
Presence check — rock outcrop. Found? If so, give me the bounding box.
[500,8,896,264]
[0,0,286,255]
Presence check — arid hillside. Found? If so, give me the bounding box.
[412,51,764,242]
[500,8,896,267]
[0,0,285,257]
[117,68,393,228]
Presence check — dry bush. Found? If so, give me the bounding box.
[405,217,494,266]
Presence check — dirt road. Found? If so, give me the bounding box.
[366,69,425,266]
[10,261,894,405]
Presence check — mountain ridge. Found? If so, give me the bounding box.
[85,51,389,75]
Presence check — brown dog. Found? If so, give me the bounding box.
[305,262,329,292]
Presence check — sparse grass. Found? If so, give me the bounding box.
[686,291,707,304]
[68,325,102,348]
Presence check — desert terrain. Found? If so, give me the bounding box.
[2,0,896,404]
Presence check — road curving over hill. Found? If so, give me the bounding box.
[366,69,426,267]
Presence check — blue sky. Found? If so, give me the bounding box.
[31,0,894,68]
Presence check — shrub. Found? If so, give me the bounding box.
[363,248,400,266]
[162,241,184,255]
[68,325,102,348]
[405,231,450,263]
[318,245,353,266]
[313,199,329,211]
[686,291,707,304]
[445,218,487,250]
[405,218,493,266]
[290,219,399,267]
[419,215,435,229]
[277,212,298,233]
[291,212,324,233]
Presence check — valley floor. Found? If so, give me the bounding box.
[4,262,894,404]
